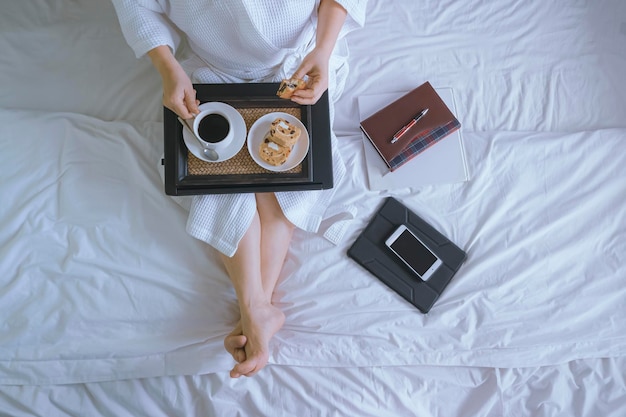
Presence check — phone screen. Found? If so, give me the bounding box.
[389,229,438,276]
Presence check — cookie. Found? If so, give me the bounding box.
[269,117,301,148]
[276,78,306,99]
[259,134,292,166]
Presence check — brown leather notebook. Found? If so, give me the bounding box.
[359,81,460,171]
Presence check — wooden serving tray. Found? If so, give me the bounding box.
[163,83,333,196]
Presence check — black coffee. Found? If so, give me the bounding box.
[197,113,230,143]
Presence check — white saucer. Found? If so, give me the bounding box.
[247,112,310,172]
[182,102,247,163]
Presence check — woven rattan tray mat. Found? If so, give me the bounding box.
[187,107,302,176]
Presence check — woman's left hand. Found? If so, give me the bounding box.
[289,48,331,105]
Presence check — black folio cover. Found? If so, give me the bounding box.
[347,197,466,313]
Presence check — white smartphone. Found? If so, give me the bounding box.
[385,225,442,281]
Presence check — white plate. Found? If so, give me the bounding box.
[247,112,310,172]
[182,102,247,163]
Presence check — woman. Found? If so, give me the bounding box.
[111,0,366,378]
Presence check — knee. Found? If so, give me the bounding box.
[256,193,294,228]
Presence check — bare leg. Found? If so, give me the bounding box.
[221,193,294,377]
[255,192,296,299]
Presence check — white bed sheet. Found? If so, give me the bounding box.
[1,0,626,415]
[2,358,625,416]
[2,112,625,384]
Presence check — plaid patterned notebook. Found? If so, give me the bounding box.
[359,81,461,172]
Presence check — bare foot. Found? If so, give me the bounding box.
[229,302,285,378]
[224,321,247,363]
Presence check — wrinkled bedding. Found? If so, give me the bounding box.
[1,0,625,415]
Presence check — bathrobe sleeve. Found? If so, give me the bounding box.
[110,0,179,58]
[333,0,368,33]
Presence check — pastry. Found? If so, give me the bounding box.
[269,117,301,148]
[276,78,306,99]
[259,133,292,166]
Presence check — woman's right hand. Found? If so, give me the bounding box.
[160,63,200,119]
[148,45,200,119]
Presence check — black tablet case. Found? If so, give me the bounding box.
[347,197,466,313]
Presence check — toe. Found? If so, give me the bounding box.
[231,359,257,378]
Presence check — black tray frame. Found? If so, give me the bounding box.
[163,83,333,195]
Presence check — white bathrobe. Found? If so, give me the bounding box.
[111,0,366,255]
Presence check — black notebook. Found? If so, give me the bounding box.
[347,197,467,313]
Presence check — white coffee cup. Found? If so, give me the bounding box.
[192,109,234,152]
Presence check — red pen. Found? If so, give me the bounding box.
[390,108,429,143]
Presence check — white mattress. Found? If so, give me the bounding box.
[1,0,625,415]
